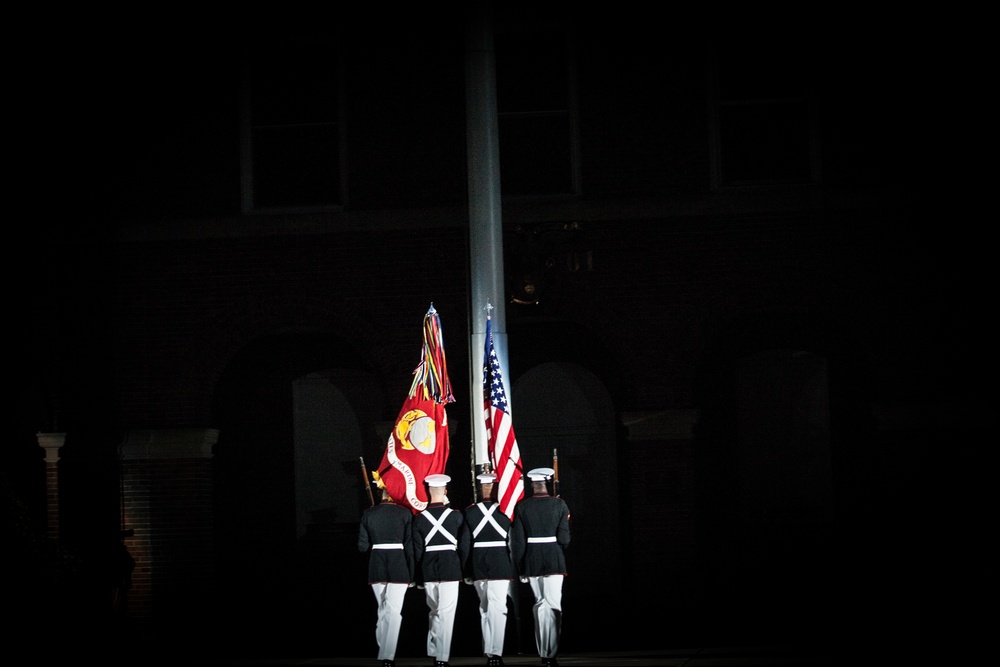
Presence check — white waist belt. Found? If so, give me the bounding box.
[426,544,458,551]
[373,543,403,550]
[474,541,506,548]
[527,536,557,543]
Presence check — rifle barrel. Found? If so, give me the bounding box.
[552,448,560,497]
[359,456,375,507]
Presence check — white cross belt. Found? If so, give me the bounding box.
[422,508,458,547]
[474,541,506,548]
[527,536,557,543]
[373,543,404,550]
[426,544,458,551]
[473,503,508,540]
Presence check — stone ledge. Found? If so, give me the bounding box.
[121,428,220,460]
[621,410,699,441]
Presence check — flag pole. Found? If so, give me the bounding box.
[470,438,478,502]
[466,3,508,472]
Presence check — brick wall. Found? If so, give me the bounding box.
[120,429,217,626]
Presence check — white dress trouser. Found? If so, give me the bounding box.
[424,580,460,662]
[528,574,564,659]
[473,579,510,657]
[371,582,408,661]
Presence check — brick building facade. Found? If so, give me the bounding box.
[13,7,979,660]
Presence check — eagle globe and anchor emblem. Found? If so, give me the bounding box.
[376,406,447,511]
[395,408,439,454]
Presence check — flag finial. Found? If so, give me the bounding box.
[485,302,493,319]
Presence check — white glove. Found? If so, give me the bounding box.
[463,577,473,585]
[519,576,528,583]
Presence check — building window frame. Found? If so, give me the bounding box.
[239,36,348,214]
[495,22,581,199]
[707,35,821,190]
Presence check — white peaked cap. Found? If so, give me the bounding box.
[424,474,451,487]
[527,467,555,481]
[477,473,497,483]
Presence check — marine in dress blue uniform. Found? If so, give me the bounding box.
[413,474,470,667]
[358,483,415,667]
[510,467,570,667]
[462,473,514,667]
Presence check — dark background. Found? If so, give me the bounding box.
[11,4,981,662]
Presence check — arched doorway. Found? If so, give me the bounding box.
[694,311,877,643]
[507,354,625,652]
[211,330,383,652]
[513,360,621,601]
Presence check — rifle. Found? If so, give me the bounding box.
[359,456,375,508]
[552,448,560,497]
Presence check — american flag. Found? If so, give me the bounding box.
[483,315,524,519]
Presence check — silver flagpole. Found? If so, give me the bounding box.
[466,2,510,470]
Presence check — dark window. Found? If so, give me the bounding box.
[495,27,579,197]
[709,33,819,187]
[241,38,344,211]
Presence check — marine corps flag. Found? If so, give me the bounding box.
[374,304,455,514]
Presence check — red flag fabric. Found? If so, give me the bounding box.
[375,305,454,514]
[483,315,524,519]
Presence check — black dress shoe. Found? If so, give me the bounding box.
[434,661,449,667]
[542,658,559,667]
[381,661,395,667]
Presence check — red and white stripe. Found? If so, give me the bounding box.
[486,401,524,519]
